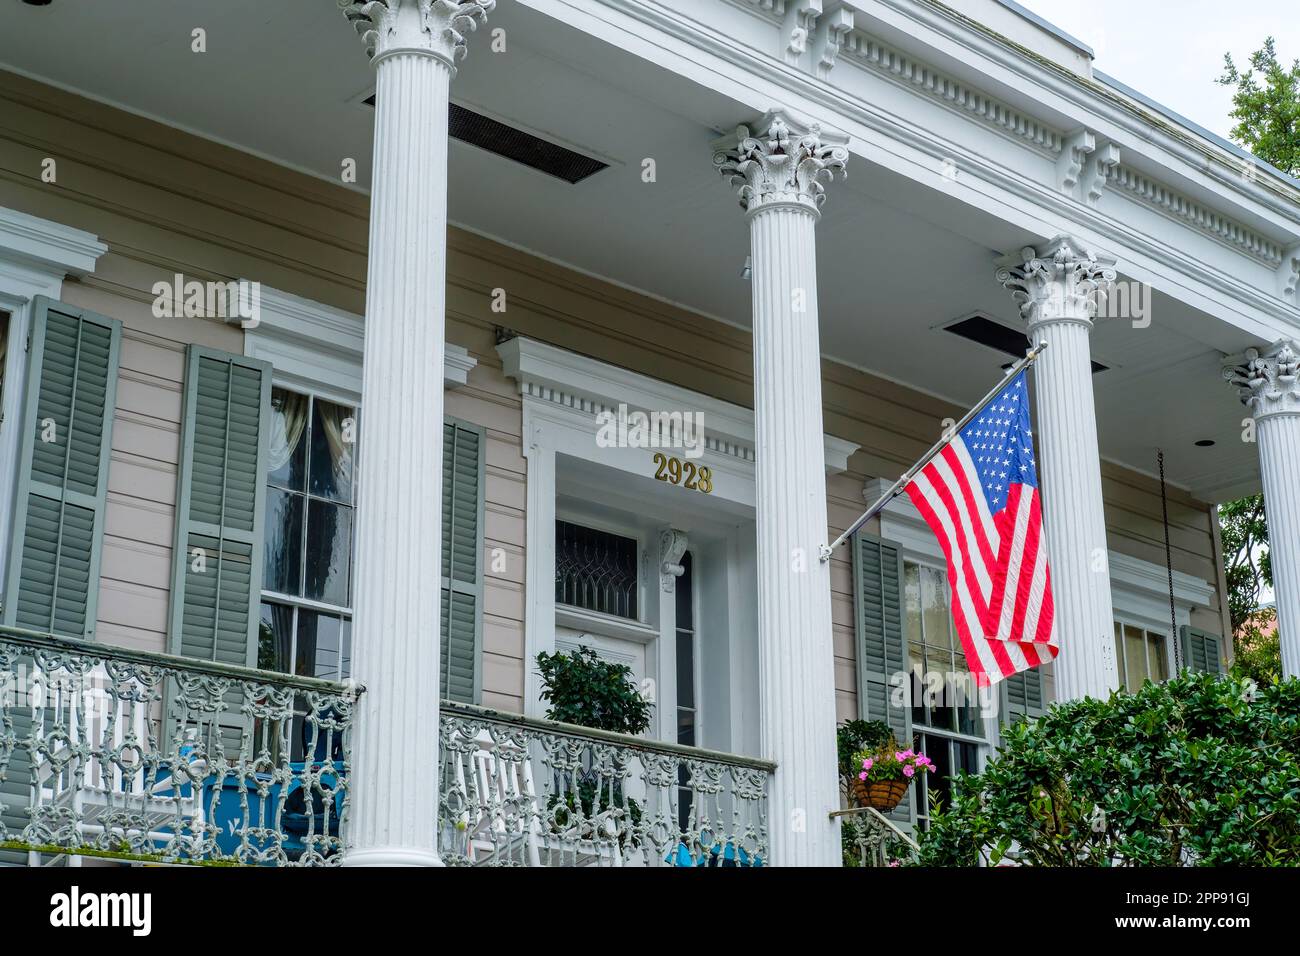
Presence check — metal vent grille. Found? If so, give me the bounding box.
[944,315,1108,373]
[362,96,608,184]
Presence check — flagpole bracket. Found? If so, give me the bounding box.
[818,544,833,563]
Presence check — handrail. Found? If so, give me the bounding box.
[0,624,364,697]
[441,700,777,773]
[830,804,921,852]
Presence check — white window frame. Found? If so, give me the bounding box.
[0,208,106,604]
[243,285,478,679]
[1108,550,1216,678]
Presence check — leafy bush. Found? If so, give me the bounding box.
[837,719,893,787]
[915,672,1300,866]
[536,646,652,734]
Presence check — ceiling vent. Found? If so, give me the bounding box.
[362,96,608,184]
[944,314,1108,374]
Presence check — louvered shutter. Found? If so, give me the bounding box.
[168,347,270,673]
[0,298,119,863]
[2,297,120,637]
[1000,668,1046,728]
[852,533,913,827]
[1179,626,1225,675]
[440,418,484,703]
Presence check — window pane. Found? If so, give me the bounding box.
[909,640,926,726]
[1123,624,1146,691]
[554,520,639,619]
[309,398,355,503]
[903,563,922,645]
[675,551,693,627]
[258,602,294,673]
[0,311,9,414]
[267,388,308,491]
[1114,621,1125,686]
[340,618,352,681]
[305,499,353,606]
[676,630,694,710]
[677,708,695,747]
[297,610,345,680]
[263,488,303,595]
[1148,632,1168,682]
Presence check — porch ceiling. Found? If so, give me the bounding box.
[0,0,1260,502]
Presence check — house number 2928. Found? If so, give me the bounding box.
[653,453,713,494]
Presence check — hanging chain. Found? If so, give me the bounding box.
[1158,450,1182,672]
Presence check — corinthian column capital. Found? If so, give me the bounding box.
[995,235,1117,331]
[339,0,493,69]
[1224,339,1300,421]
[712,110,848,216]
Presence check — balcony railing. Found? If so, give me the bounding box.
[0,625,358,867]
[439,702,775,867]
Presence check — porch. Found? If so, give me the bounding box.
[0,624,788,867]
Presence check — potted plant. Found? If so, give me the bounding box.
[836,719,892,797]
[850,743,934,813]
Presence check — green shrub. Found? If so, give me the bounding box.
[915,671,1300,866]
[536,646,652,735]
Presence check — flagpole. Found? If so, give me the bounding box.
[819,342,1049,562]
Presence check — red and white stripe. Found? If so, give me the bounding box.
[904,438,1057,687]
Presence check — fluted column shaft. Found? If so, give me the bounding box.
[998,237,1119,701]
[339,0,495,866]
[1225,340,1300,678]
[1028,315,1118,698]
[714,113,848,866]
[749,202,841,866]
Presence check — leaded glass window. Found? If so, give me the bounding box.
[554,520,639,619]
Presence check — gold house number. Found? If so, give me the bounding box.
[652,453,713,494]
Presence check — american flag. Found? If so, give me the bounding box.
[903,371,1057,686]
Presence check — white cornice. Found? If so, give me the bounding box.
[0,206,106,294]
[241,283,477,401]
[497,335,858,473]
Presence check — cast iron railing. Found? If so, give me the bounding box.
[0,625,358,867]
[439,702,774,867]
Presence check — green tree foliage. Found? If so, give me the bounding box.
[1219,37,1300,176]
[1219,496,1281,685]
[536,646,652,734]
[915,672,1300,866]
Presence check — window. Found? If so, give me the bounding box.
[904,560,984,829]
[676,551,698,832]
[1113,621,1168,692]
[259,387,356,682]
[554,520,639,619]
[0,310,9,422]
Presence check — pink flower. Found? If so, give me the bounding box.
[858,771,867,780]
[862,757,874,771]
[894,751,906,762]
[903,765,915,778]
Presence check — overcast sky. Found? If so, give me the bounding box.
[1017,0,1296,145]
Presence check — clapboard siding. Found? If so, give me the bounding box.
[0,69,1227,720]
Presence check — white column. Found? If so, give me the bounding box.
[338,0,493,867]
[713,112,847,866]
[997,237,1119,701]
[1224,340,1300,678]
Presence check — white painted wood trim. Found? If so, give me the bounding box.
[241,283,477,402]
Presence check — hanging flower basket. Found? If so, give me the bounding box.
[849,745,934,812]
[851,777,910,812]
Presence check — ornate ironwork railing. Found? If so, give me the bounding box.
[0,626,358,867]
[835,805,920,867]
[439,702,774,867]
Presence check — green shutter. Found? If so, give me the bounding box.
[1,298,119,863]
[440,418,484,704]
[1179,626,1225,676]
[2,297,120,638]
[1000,668,1046,727]
[852,533,913,827]
[168,347,270,670]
